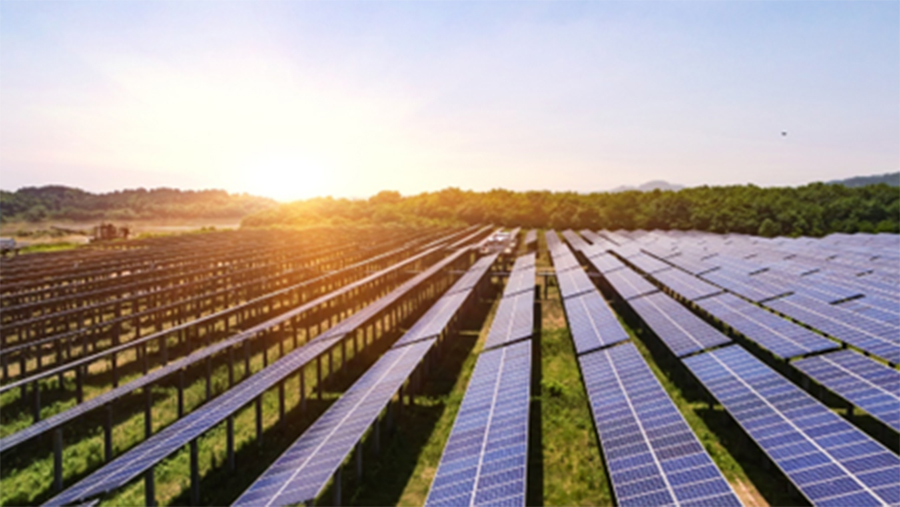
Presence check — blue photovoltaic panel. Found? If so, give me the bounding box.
[651,269,724,301]
[666,253,721,276]
[504,254,536,297]
[793,349,900,433]
[835,298,900,329]
[627,253,674,275]
[684,346,900,507]
[765,294,900,365]
[447,254,500,297]
[563,292,630,355]
[628,292,731,358]
[523,230,537,246]
[426,340,531,507]
[697,293,838,359]
[556,266,597,300]
[579,343,741,507]
[234,338,436,507]
[604,268,660,301]
[562,230,591,252]
[551,250,582,273]
[586,253,625,274]
[483,292,533,351]
[755,272,864,304]
[701,268,793,303]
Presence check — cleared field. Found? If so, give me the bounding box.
[1,226,897,506]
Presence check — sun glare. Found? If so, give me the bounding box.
[238,153,333,202]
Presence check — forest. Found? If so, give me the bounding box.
[242,182,900,237]
[0,186,276,223]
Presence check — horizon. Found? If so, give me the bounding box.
[2,1,898,202]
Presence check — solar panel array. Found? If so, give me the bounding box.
[700,269,792,303]
[765,294,900,365]
[684,346,900,507]
[625,252,673,275]
[482,255,535,351]
[426,337,532,507]
[233,338,436,506]
[793,349,900,433]
[562,229,591,253]
[45,248,474,507]
[579,343,741,507]
[695,293,838,360]
[627,292,732,358]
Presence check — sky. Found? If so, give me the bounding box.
[1,1,898,202]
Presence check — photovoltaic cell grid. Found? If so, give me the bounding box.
[564,292,630,355]
[396,253,500,348]
[233,338,436,507]
[755,272,863,304]
[426,340,531,507]
[627,253,674,275]
[697,293,837,360]
[44,248,472,507]
[684,346,900,507]
[628,292,732,358]
[586,253,625,274]
[550,248,582,273]
[447,254,500,297]
[579,343,741,507]
[836,297,900,329]
[651,268,724,301]
[562,230,591,252]
[523,230,537,246]
[556,267,597,300]
[604,268,660,301]
[765,294,900,365]
[793,349,900,433]
[503,254,536,297]
[483,291,533,351]
[701,269,793,303]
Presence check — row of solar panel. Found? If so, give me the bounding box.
[427,254,537,507]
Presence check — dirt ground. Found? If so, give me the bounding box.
[0,218,241,246]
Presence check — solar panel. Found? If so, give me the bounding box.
[684,346,900,506]
[835,297,900,329]
[483,292,533,351]
[503,254,536,297]
[426,340,531,507]
[765,294,900,365]
[579,343,741,507]
[665,253,721,276]
[556,267,597,300]
[446,254,500,297]
[523,230,537,246]
[233,338,436,507]
[651,269,724,301]
[793,349,900,433]
[562,230,591,252]
[603,268,660,301]
[626,253,674,275]
[696,293,838,359]
[755,271,863,304]
[585,253,625,274]
[700,269,793,303]
[627,293,732,358]
[563,292,630,355]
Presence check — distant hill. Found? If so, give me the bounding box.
[827,172,899,188]
[608,180,685,193]
[0,186,277,223]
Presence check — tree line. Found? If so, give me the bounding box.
[0,186,276,223]
[242,182,900,237]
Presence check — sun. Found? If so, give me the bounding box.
[236,153,334,202]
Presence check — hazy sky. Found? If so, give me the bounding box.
[2,1,898,201]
